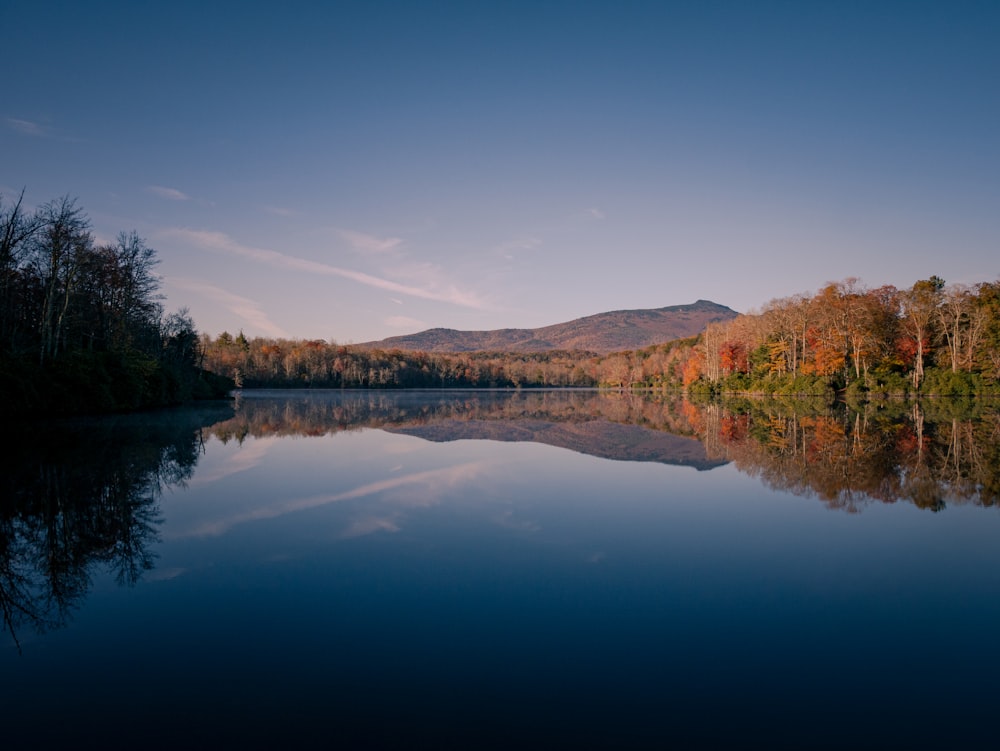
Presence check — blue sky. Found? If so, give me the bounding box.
[3,1,998,342]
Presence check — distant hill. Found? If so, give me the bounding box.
[359,300,738,354]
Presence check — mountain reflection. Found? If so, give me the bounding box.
[6,392,998,651]
[219,390,1000,512]
[216,389,723,470]
[0,405,231,650]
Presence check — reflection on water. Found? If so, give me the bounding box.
[4,391,1000,748]
[219,389,1000,511]
[0,405,231,649]
[5,390,999,647]
[218,389,724,469]
[691,396,1000,511]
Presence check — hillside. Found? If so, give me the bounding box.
[359,300,738,354]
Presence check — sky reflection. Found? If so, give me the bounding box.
[6,393,1000,748]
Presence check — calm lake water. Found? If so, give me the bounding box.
[4,390,1000,749]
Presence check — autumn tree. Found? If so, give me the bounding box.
[935,284,974,373]
[899,276,944,388]
[974,281,1000,381]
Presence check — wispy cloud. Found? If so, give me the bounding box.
[166,228,487,309]
[338,228,403,254]
[5,117,81,142]
[263,205,298,217]
[492,509,541,533]
[340,515,401,539]
[495,236,542,260]
[587,207,606,220]
[148,185,192,201]
[168,277,290,337]
[6,117,47,136]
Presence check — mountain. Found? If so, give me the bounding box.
[358,300,738,354]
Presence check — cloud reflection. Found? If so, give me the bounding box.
[185,437,276,487]
[169,461,492,539]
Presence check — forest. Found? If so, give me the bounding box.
[200,330,705,392]
[687,276,1000,398]
[201,275,1000,398]
[0,192,231,416]
[6,188,999,412]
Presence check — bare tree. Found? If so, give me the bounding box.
[936,284,973,373]
[0,189,44,351]
[94,230,163,351]
[899,276,944,388]
[28,196,93,364]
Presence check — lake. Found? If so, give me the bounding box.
[3,390,1000,749]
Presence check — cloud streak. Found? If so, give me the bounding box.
[186,437,277,487]
[339,228,403,254]
[6,117,82,142]
[168,277,290,337]
[167,228,487,308]
[494,236,542,260]
[148,185,192,201]
[6,118,47,136]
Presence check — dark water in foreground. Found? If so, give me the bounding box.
[3,390,1000,749]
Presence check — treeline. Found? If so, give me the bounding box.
[203,332,599,388]
[686,276,1000,397]
[201,330,700,390]
[202,274,1000,399]
[1,191,231,416]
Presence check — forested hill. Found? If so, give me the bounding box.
[358,300,738,354]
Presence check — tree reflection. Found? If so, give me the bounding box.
[688,397,1000,512]
[214,390,723,469]
[212,390,1000,512]
[0,405,230,650]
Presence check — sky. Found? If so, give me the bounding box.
[2,0,998,343]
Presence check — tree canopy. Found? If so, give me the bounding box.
[1,191,231,416]
[199,275,1000,399]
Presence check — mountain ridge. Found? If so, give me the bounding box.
[358,299,738,355]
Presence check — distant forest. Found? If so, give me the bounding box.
[7,192,1000,415]
[1,192,230,416]
[202,275,1000,398]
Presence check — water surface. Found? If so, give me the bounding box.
[4,391,1000,748]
